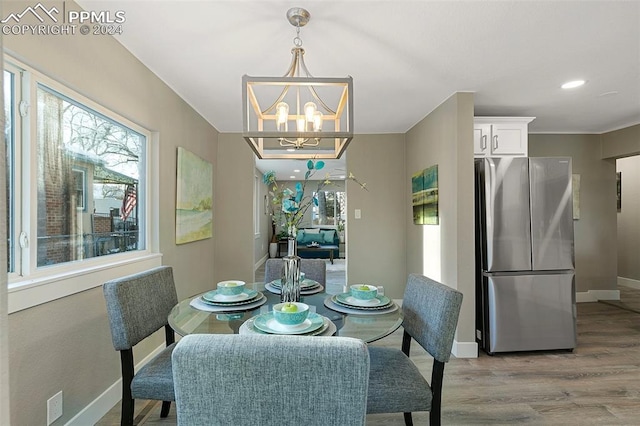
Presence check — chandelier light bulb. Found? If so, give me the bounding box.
[313,111,323,131]
[276,102,289,130]
[304,102,317,122]
[296,117,306,132]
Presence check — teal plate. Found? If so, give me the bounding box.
[202,288,258,304]
[335,293,391,310]
[245,316,330,336]
[253,312,324,335]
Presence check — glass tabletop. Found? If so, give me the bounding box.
[168,282,403,343]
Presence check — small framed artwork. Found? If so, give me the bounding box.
[176,147,213,244]
[412,164,439,225]
[616,172,621,212]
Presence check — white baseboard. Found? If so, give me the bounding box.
[254,253,269,271]
[66,343,166,426]
[618,276,640,289]
[452,340,477,358]
[576,289,620,303]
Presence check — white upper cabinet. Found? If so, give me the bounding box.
[474,117,535,157]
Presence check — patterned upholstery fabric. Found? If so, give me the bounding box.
[103,266,178,350]
[401,274,463,363]
[130,342,177,401]
[366,274,463,418]
[264,258,327,285]
[103,265,179,417]
[172,334,369,426]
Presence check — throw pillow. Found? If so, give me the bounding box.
[296,230,306,243]
[305,228,321,234]
[321,230,336,244]
[302,233,319,244]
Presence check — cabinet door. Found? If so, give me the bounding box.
[474,124,491,156]
[490,123,528,156]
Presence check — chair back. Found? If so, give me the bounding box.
[300,258,327,285]
[264,258,327,285]
[172,334,370,426]
[264,258,282,283]
[103,266,178,351]
[402,274,463,363]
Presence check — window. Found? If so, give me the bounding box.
[254,174,260,236]
[35,85,146,267]
[5,57,151,289]
[4,69,15,273]
[312,190,346,227]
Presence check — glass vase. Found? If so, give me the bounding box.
[281,237,301,303]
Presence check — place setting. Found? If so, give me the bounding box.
[239,302,336,337]
[264,272,325,295]
[324,284,398,315]
[190,280,267,313]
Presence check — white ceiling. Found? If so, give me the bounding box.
[79,0,640,179]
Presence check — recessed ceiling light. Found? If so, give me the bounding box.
[293,169,300,173]
[561,80,586,89]
[289,175,296,179]
[286,148,296,152]
[339,175,346,179]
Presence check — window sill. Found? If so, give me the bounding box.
[8,253,163,313]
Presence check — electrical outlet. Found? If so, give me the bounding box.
[47,391,63,425]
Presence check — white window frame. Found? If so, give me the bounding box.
[6,55,161,314]
[254,174,260,238]
[4,64,21,279]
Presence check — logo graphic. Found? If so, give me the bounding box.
[1,2,59,24]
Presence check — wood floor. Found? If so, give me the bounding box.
[97,286,640,425]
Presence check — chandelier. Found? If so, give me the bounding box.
[242,7,353,159]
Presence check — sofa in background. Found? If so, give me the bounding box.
[294,228,340,260]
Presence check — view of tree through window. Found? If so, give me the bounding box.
[312,190,346,227]
[36,85,146,267]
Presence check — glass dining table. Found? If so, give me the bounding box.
[168,282,403,343]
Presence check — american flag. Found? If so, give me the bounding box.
[121,184,137,221]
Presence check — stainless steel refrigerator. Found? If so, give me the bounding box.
[475,157,577,354]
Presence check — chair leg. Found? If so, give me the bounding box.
[121,397,134,426]
[120,350,135,426]
[160,401,171,418]
[429,360,445,426]
[403,412,414,426]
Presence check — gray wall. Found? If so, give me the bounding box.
[529,134,618,293]
[5,2,219,423]
[617,155,640,281]
[346,134,407,299]
[404,92,476,345]
[214,134,256,284]
[602,124,640,158]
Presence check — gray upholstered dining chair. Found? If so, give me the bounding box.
[366,273,463,426]
[264,258,327,285]
[103,266,178,426]
[172,334,370,426]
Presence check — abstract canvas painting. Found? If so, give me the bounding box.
[412,164,439,225]
[176,147,213,244]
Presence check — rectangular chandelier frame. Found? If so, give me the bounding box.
[242,75,353,159]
